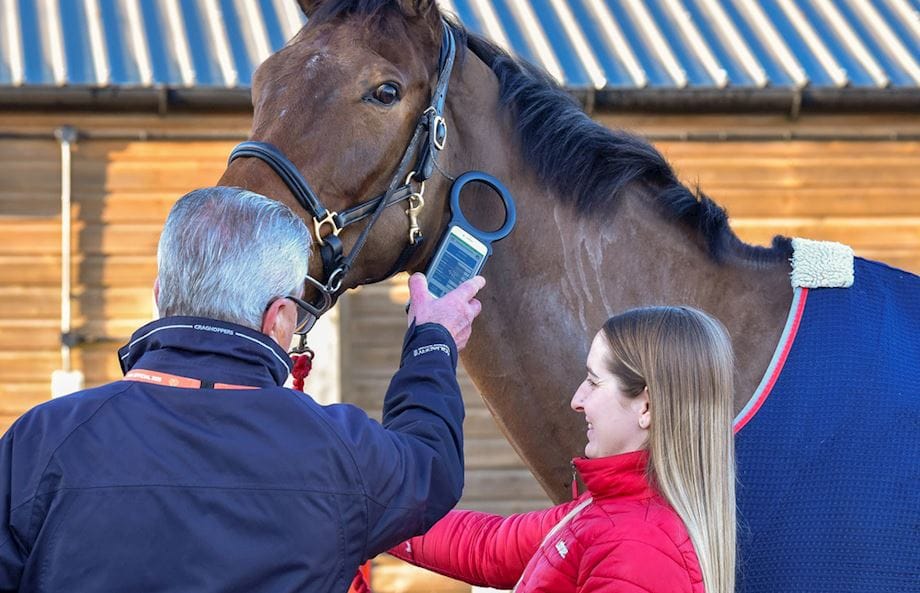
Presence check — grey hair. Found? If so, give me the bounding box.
[156,187,312,330]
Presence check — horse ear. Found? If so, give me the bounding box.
[396,0,439,18]
[295,0,319,17]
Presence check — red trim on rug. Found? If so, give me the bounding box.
[734,288,809,434]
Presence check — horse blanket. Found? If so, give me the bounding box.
[734,247,919,593]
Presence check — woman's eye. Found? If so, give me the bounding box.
[372,83,399,105]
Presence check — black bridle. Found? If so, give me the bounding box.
[228,22,457,325]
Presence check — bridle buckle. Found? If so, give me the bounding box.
[425,107,448,151]
[313,211,341,246]
[433,116,447,151]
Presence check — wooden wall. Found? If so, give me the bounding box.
[662,150,920,272]
[0,115,249,429]
[1,111,918,593]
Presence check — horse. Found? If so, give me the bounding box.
[218,1,920,591]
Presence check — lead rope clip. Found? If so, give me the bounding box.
[406,193,425,244]
[404,173,426,245]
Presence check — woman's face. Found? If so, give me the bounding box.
[570,332,650,458]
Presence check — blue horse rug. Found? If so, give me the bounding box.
[734,241,919,593]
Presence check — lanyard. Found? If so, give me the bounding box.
[123,369,257,390]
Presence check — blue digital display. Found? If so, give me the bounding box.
[428,234,486,297]
[422,172,516,299]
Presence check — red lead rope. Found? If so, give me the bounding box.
[290,353,312,391]
[289,347,371,593]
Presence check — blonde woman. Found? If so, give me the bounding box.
[388,306,736,593]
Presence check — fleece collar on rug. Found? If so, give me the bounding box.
[790,238,854,289]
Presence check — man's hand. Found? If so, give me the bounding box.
[407,274,485,350]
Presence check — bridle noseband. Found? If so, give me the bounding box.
[228,22,457,324]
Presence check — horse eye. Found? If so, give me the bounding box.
[372,83,399,105]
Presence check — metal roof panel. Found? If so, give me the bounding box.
[725,0,799,88]
[140,1,187,86]
[812,0,888,86]
[648,0,720,87]
[608,1,682,87]
[99,0,133,85]
[481,0,544,69]
[569,0,646,87]
[841,0,920,86]
[680,0,757,87]
[60,0,95,85]
[0,0,916,103]
[530,0,594,88]
[769,0,843,87]
[0,0,25,85]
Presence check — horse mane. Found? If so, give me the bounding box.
[461,29,792,264]
[301,0,790,263]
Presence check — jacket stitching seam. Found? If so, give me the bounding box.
[12,384,135,524]
[575,512,697,591]
[596,502,692,574]
[30,484,365,496]
[283,394,372,559]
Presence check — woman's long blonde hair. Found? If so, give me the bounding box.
[603,306,736,593]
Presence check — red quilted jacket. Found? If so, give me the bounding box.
[390,450,704,593]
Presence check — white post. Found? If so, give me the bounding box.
[51,126,84,398]
[287,306,340,405]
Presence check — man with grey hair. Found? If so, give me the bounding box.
[0,187,483,592]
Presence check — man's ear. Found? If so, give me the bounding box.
[153,277,160,308]
[262,298,297,348]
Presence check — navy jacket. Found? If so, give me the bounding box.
[0,316,465,592]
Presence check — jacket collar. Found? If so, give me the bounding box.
[573,450,657,501]
[118,316,292,388]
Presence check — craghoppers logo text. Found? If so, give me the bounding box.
[412,344,451,358]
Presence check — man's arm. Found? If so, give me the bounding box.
[0,430,24,591]
[319,322,462,558]
[377,320,466,553]
[325,274,484,558]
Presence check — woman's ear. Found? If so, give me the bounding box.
[637,387,651,430]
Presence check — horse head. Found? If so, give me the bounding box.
[219,0,510,317]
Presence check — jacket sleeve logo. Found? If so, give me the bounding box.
[412,344,451,358]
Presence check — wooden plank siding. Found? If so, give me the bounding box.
[0,136,241,427]
[0,112,919,593]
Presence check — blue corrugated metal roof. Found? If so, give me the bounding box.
[0,0,917,93]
